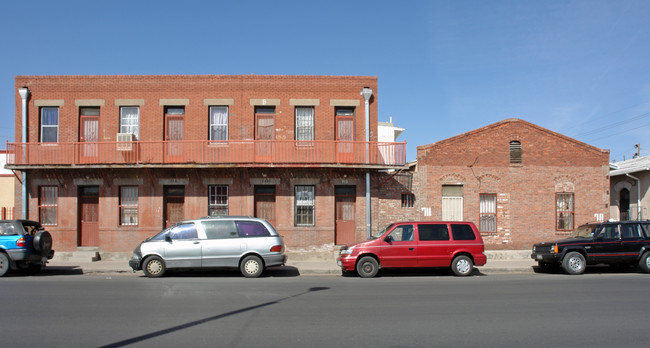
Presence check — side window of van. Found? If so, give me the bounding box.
[387,225,414,242]
[451,224,476,240]
[418,224,449,241]
[236,221,271,237]
[202,220,238,239]
[170,223,198,240]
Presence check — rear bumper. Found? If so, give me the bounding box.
[7,249,54,263]
[263,253,287,267]
[473,253,487,266]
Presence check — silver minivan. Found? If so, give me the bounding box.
[129,216,286,278]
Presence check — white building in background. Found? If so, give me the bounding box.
[610,155,650,221]
[378,117,405,164]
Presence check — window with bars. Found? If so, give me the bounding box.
[119,186,138,226]
[120,106,140,139]
[401,193,415,208]
[479,193,497,232]
[556,193,574,231]
[39,186,58,225]
[295,106,314,145]
[295,185,315,226]
[209,106,229,142]
[40,107,59,143]
[509,141,522,164]
[208,185,229,217]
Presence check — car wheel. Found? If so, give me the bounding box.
[0,253,10,277]
[356,256,379,278]
[451,255,474,276]
[33,231,53,256]
[142,256,166,278]
[562,252,586,275]
[240,255,264,278]
[639,252,650,273]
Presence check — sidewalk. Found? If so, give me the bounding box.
[46,250,537,276]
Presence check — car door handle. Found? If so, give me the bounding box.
[409,248,415,251]
[193,241,200,244]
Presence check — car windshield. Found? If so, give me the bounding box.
[371,224,394,239]
[146,227,172,241]
[570,225,595,238]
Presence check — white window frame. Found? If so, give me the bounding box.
[208,185,229,216]
[120,106,140,140]
[209,106,229,142]
[119,186,139,226]
[40,107,59,143]
[479,193,497,232]
[295,106,314,145]
[295,185,315,226]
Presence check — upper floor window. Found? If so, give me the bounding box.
[295,106,314,144]
[40,107,59,143]
[209,106,229,142]
[509,141,522,164]
[120,106,140,140]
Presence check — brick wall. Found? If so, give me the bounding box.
[373,119,610,250]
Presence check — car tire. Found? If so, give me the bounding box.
[240,255,264,278]
[451,255,474,276]
[639,252,650,273]
[142,256,166,278]
[33,231,53,256]
[356,256,379,278]
[0,253,10,277]
[562,252,586,275]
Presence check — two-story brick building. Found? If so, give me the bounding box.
[372,119,610,249]
[8,75,406,252]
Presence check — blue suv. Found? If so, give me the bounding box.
[0,220,54,276]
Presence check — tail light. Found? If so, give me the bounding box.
[270,245,283,252]
[17,237,26,247]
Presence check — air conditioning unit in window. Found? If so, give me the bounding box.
[116,133,136,151]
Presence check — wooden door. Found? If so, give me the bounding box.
[336,116,354,163]
[78,186,99,246]
[254,186,275,226]
[165,115,184,162]
[164,186,185,228]
[256,115,274,162]
[80,116,99,163]
[335,189,356,245]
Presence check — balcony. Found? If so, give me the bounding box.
[5,140,407,169]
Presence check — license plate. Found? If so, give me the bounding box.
[337,260,342,267]
[536,254,542,260]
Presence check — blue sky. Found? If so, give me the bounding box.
[1,0,649,162]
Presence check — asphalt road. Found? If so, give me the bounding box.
[1,270,649,347]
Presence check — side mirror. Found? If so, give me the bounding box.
[165,234,172,242]
[383,235,392,243]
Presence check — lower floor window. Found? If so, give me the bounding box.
[401,193,415,208]
[295,185,315,226]
[479,193,497,232]
[556,193,574,231]
[119,186,138,226]
[39,186,58,225]
[209,185,229,217]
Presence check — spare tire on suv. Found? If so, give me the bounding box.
[33,231,53,256]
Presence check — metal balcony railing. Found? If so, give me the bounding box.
[5,140,407,167]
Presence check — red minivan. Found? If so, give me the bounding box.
[337,221,487,277]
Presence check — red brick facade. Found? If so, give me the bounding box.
[373,119,610,249]
[11,75,400,252]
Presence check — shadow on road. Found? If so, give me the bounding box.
[4,266,84,277]
[532,264,644,275]
[98,286,330,348]
[141,265,301,278]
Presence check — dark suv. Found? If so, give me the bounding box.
[0,220,54,276]
[531,221,650,275]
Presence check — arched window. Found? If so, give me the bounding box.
[509,141,522,164]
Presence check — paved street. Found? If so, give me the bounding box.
[1,271,649,347]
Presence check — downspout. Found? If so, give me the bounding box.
[626,173,644,220]
[18,87,29,219]
[361,87,373,239]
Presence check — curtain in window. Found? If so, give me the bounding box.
[556,193,574,230]
[295,107,314,142]
[295,186,315,225]
[41,108,59,142]
[120,186,138,226]
[120,107,140,139]
[210,106,228,141]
